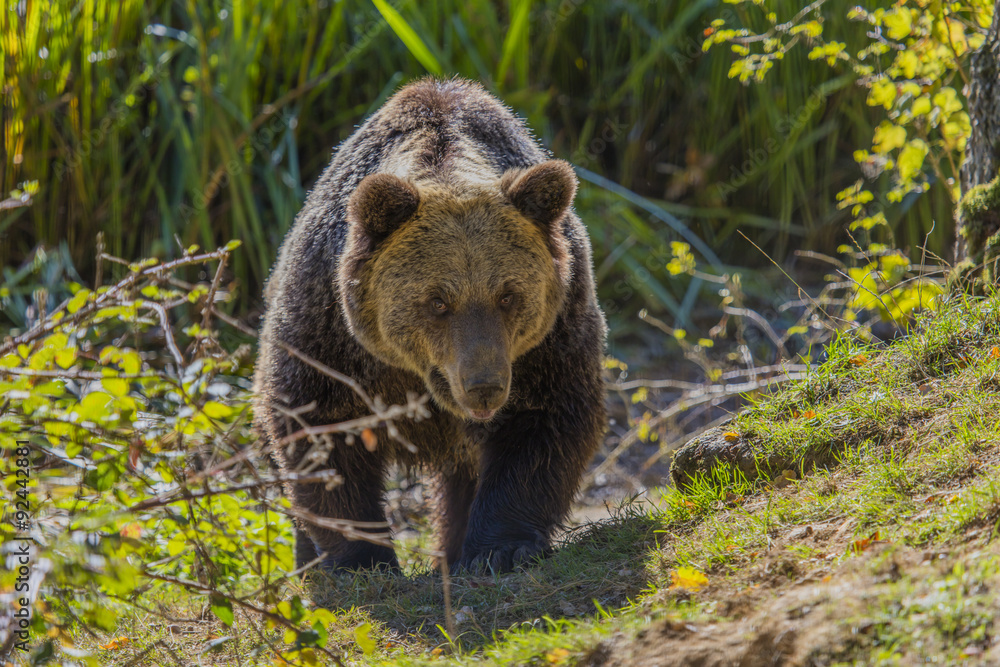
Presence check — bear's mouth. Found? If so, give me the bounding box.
[427,367,501,422]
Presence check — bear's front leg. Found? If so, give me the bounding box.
[456,408,602,573]
[288,438,399,572]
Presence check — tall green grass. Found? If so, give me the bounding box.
[2,0,933,329]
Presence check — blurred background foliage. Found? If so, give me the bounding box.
[2,0,961,346]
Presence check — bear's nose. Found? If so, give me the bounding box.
[463,376,506,408]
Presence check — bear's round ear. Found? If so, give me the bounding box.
[501,160,577,228]
[347,173,420,240]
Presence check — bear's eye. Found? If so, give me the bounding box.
[431,298,449,314]
[499,293,515,307]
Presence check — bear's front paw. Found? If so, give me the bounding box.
[454,538,550,574]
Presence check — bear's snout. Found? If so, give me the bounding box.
[448,307,511,420]
[463,374,508,415]
[455,360,510,420]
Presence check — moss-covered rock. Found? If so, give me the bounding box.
[954,173,1000,287]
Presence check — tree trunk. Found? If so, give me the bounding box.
[961,4,1000,198]
[955,3,1000,268]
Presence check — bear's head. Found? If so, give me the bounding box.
[337,160,576,421]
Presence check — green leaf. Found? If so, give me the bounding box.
[102,378,129,397]
[312,619,329,648]
[84,460,121,491]
[354,622,376,655]
[76,392,114,422]
[202,401,233,419]
[371,0,442,75]
[66,440,83,459]
[277,595,307,624]
[210,595,234,626]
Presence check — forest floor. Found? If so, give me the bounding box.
[79,292,1000,666]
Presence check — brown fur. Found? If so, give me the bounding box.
[253,77,607,573]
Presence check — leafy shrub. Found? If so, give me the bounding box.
[0,244,413,665]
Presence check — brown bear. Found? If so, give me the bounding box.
[253,77,607,574]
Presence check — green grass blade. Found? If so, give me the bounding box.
[371,0,443,75]
[497,0,531,86]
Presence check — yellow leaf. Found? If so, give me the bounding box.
[873,122,906,154]
[101,636,130,650]
[546,647,571,664]
[354,622,376,655]
[670,566,709,591]
[897,140,928,181]
[723,431,739,442]
[202,401,233,419]
[54,347,77,369]
[868,79,896,109]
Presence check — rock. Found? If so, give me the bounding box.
[669,426,838,491]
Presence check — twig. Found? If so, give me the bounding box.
[0,247,233,356]
[0,367,158,381]
[277,394,430,447]
[129,469,343,512]
[723,305,788,356]
[585,369,810,486]
[281,506,394,547]
[611,364,810,391]
[144,301,185,369]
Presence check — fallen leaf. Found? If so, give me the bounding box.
[800,410,816,419]
[850,530,881,554]
[670,566,709,591]
[101,636,130,650]
[361,429,377,452]
[990,346,1000,359]
[849,354,869,367]
[546,647,571,664]
[723,431,739,442]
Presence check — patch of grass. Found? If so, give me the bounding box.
[304,502,659,656]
